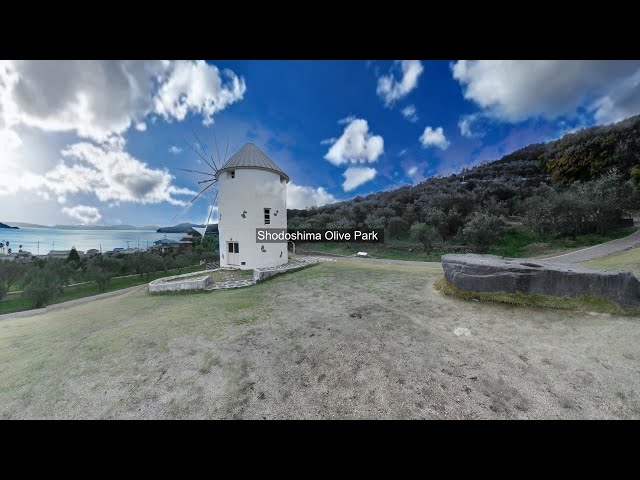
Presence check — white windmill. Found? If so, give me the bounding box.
[174,129,289,270]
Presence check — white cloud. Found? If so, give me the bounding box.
[407,166,418,176]
[338,115,356,125]
[202,204,219,225]
[342,167,377,192]
[376,60,424,107]
[0,135,196,207]
[459,114,476,138]
[55,141,195,205]
[401,104,418,122]
[592,69,640,123]
[0,128,21,154]
[287,182,337,209]
[451,60,640,123]
[419,126,450,150]
[397,149,407,157]
[169,145,183,154]
[0,60,246,141]
[0,60,163,141]
[324,118,384,166]
[154,60,246,126]
[320,137,337,145]
[62,205,102,224]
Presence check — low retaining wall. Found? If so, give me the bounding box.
[442,254,640,308]
[253,261,315,282]
[148,271,215,293]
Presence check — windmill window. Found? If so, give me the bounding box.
[230,170,235,179]
[264,208,271,225]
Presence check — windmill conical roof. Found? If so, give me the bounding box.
[215,142,289,182]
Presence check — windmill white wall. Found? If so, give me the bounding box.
[216,144,288,270]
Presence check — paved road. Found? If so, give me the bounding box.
[545,228,640,264]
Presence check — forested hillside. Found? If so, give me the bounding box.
[289,115,640,255]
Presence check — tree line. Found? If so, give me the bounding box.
[0,243,217,308]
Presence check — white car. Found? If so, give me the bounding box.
[355,252,368,258]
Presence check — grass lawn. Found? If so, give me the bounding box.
[302,226,637,262]
[582,245,640,277]
[301,242,442,262]
[0,265,205,315]
[491,227,638,258]
[2,259,640,419]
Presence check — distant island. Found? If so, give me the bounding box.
[7,222,159,231]
[157,223,219,234]
[0,222,18,229]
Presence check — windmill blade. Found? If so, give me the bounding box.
[192,226,208,239]
[204,190,219,226]
[194,190,219,241]
[171,181,216,221]
[177,168,215,177]
[212,127,222,166]
[192,127,218,173]
[183,137,216,172]
[198,178,217,184]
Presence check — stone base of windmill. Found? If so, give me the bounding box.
[148,270,218,293]
[148,256,332,293]
[441,254,640,308]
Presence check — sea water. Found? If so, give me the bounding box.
[0,228,185,254]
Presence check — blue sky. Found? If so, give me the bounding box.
[2,60,640,226]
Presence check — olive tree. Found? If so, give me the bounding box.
[409,222,441,253]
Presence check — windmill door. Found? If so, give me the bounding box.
[227,242,239,265]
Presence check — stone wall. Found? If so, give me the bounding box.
[442,254,640,308]
[253,262,314,282]
[148,271,214,293]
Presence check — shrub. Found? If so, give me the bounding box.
[409,222,441,253]
[0,261,27,300]
[66,247,81,263]
[86,256,121,293]
[462,212,505,251]
[386,216,408,239]
[23,264,65,308]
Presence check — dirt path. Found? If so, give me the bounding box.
[546,228,640,264]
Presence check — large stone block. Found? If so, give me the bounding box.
[441,254,640,308]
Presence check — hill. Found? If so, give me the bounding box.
[157,223,219,234]
[0,222,18,229]
[289,115,640,255]
[8,223,157,230]
[5,222,46,228]
[497,114,640,183]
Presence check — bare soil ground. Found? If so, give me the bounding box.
[1,260,639,419]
